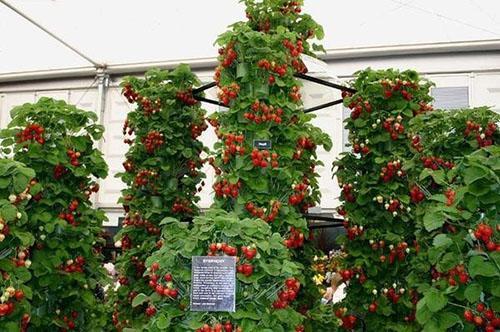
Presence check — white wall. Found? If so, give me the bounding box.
[1,52,500,226]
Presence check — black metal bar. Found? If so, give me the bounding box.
[308,223,344,230]
[304,99,344,113]
[302,213,343,222]
[294,73,356,93]
[194,95,228,108]
[192,81,217,95]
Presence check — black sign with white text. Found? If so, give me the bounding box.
[190,256,236,312]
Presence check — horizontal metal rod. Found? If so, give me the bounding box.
[304,99,344,113]
[193,95,227,107]
[295,73,356,93]
[193,81,217,95]
[308,223,345,230]
[302,213,343,222]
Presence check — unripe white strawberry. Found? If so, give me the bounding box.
[25,260,31,268]
[8,195,16,203]
[114,240,122,248]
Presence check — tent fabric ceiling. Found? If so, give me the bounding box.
[1,0,500,75]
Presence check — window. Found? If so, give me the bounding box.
[431,87,469,110]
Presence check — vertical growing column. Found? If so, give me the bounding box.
[210,0,332,324]
[2,97,109,331]
[111,66,208,330]
[333,69,433,330]
[0,159,36,331]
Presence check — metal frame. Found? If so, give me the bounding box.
[192,73,355,113]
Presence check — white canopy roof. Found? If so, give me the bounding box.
[1,0,500,75]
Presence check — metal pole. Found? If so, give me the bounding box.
[0,0,101,68]
[94,69,109,207]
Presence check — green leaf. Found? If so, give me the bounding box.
[464,283,482,302]
[425,288,447,312]
[423,210,444,231]
[438,312,461,329]
[131,293,149,307]
[433,234,452,248]
[463,165,488,184]
[156,314,170,329]
[468,256,499,278]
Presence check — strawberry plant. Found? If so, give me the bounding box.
[210,0,333,328]
[406,108,500,331]
[0,159,37,332]
[0,97,109,331]
[111,65,208,330]
[138,209,307,331]
[333,68,434,331]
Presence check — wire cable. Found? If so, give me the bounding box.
[389,0,500,37]
[0,0,102,67]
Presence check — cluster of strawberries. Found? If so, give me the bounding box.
[341,183,355,203]
[60,256,85,273]
[0,286,25,319]
[219,43,237,68]
[251,148,279,168]
[380,160,403,182]
[335,308,358,330]
[410,185,425,203]
[122,159,134,173]
[345,224,364,241]
[207,242,238,257]
[195,321,240,332]
[272,277,300,309]
[142,130,164,154]
[383,287,403,304]
[463,304,499,331]
[222,133,245,164]
[123,84,161,115]
[283,39,304,57]
[464,121,497,147]
[289,86,301,102]
[280,1,302,14]
[58,199,79,226]
[444,188,455,206]
[420,156,455,170]
[383,115,405,140]
[218,82,240,106]
[288,181,309,206]
[474,223,497,251]
[236,245,257,277]
[414,101,433,116]
[411,135,423,152]
[176,90,198,106]
[386,242,409,264]
[123,215,160,235]
[66,149,81,167]
[244,100,283,124]
[134,170,157,187]
[16,123,45,144]
[381,78,417,100]
[347,97,372,120]
[190,121,208,139]
[213,179,241,199]
[171,198,193,214]
[148,263,179,300]
[58,311,79,331]
[283,227,305,248]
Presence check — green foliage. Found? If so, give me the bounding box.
[111,65,208,330]
[333,68,434,331]
[209,0,335,330]
[0,159,35,331]
[0,97,109,331]
[140,209,313,331]
[409,108,499,332]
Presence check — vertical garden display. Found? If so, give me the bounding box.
[210,0,333,327]
[112,66,208,330]
[333,69,433,330]
[0,98,109,331]
[408,108,499,331]
[0,159,36,332]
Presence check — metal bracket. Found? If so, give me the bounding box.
[192,73,356,114]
